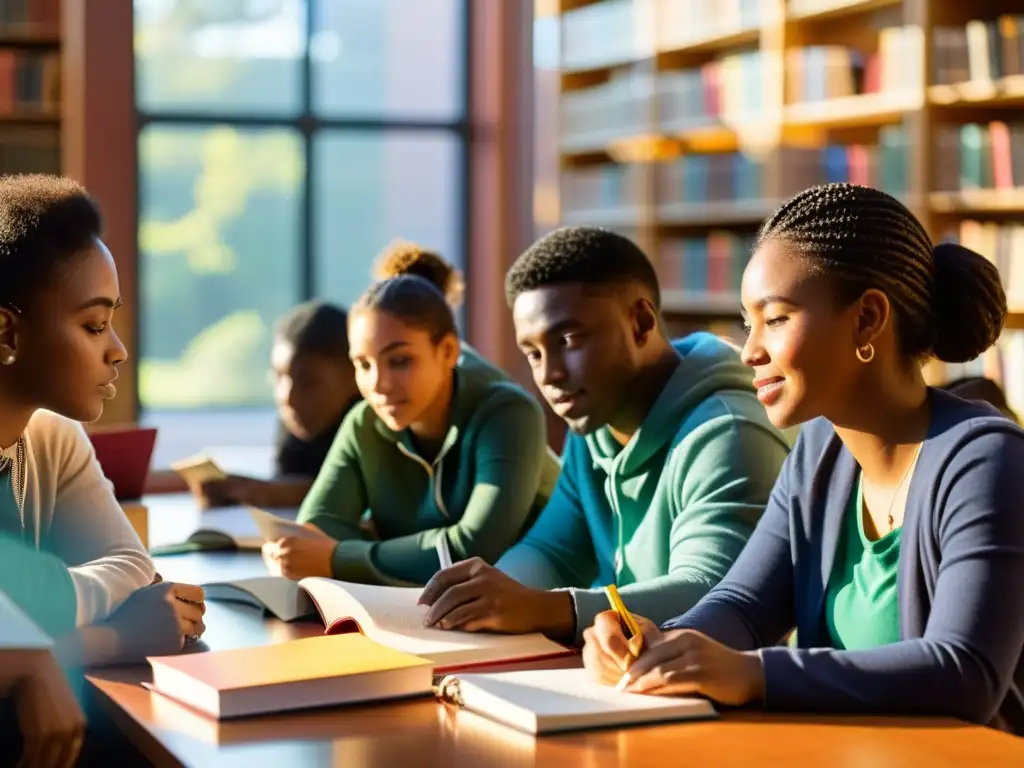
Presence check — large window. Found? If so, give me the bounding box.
[134,0,468,468]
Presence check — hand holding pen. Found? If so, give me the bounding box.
[581,587,661,688]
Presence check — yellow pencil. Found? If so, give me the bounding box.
[603,584,645,664]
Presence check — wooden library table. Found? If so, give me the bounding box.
[84,501,1024,767]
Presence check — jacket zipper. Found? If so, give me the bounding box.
[395,442,451,519]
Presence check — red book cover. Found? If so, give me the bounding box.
[989,121,1014,189]
[848,145,870,186]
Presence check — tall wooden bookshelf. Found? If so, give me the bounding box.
[0,0,138,424]
[544,0,1024,402]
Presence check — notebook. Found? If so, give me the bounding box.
[145,634,433,719]
[201,575,573,673]
[88,425,158,500]
[435,667,716,735]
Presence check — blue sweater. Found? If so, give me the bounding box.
[665,388,1024,734]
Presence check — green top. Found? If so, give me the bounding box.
[825,473,902,651]
[0,471,77,638]
[297,363,559,586]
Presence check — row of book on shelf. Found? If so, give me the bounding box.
[561,126,908,217]
[560,0,760,72]
[0,125,58,174]
[933,121,1024,194]
[657,224,1024,419]
[933,16,1024,84]
[784,28,922,105]
[659,231,753,298]
[0,50,59,114]
[0,0,59,32]
[562,25,921,151]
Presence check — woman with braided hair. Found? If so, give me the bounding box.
[581,183,1024,732]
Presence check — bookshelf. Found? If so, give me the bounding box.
[546,0,1024,404]
[0,1,139,424]
[0,0,61,173]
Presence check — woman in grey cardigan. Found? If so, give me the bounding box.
[582,183,1024,735]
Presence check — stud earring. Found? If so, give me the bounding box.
[855,343,875,364]
[0,350,15,365]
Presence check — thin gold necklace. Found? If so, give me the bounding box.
[865,442,923,533]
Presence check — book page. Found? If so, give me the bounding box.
[246,506,320,543]
[171,456,227,488]
[298,578,567,667]
[203,576,314,622]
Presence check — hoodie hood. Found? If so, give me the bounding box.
[587,332,754,477]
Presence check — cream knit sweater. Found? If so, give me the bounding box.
[19,409,154,627]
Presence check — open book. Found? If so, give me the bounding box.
[435,667,716,734]
[150,505,312,555]
[202,576,573,673]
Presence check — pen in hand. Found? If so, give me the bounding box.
[603,584,644,690]
[435,535,454,571]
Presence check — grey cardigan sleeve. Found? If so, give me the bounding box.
[670,429,1024,725]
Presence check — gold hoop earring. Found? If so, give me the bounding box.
[855,343,875,363]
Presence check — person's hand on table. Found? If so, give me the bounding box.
[262,526,337,580]
[585,617,765,706]
[100,581,207,662]
[417,557,575,640]
[582,609,662,685]
[196,475,268,508]
[2,649,86,768]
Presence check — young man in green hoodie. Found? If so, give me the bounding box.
[419,226,790,644]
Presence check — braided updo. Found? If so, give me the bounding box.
[756,183,1006,363]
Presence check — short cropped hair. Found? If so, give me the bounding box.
[504,227,661,309]
[275,301,350,361]
[0,174,103,308]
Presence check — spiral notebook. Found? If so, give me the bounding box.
[434,667,716,735]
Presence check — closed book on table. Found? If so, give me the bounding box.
[146,634,433,719]
[435,667,716,735]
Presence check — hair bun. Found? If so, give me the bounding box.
[373,239,464,309]
[931,242,1006,363]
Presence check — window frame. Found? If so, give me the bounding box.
[133,0,472,417]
